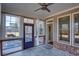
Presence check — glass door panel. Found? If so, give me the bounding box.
[24,24,34,49]
[25,26,32,42]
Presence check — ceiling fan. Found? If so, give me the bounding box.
[35,3,54,12]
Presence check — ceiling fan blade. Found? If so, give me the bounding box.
[39,3,54,6]
[35,8,42,12]
[47,3,54,6]
[46,8,50,12]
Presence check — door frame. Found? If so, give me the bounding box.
[47,24,53,43]
[23,23,34,49]
[46,19,54,44]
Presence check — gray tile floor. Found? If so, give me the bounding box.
[7,44,73,56]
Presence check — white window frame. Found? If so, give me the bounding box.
[72,11,79,47]
[24,18,34,24]
[57,14,72,45]
[4,14,21,39]
[46,18,54,24]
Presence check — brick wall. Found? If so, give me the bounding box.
[53,41,79,55]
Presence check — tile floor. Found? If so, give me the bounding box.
[7,44,73,56]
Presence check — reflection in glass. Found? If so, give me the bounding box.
[5,15,20,38]
[39,21,45,35]
[74,13,79,44]
[24,18,34,24]
[25,26,32,42]
[59,16,70,42]
[2,40,22,55]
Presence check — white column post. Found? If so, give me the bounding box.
[57,17,59,42]
[35,19,40,46]
[45,21,48,44]
[19,17,24,38]
[70,14,72,45]
[71,13,74,46]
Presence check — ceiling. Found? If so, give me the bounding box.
[2,3,79,20]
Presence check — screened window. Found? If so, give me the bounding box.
[59,16,70,42]
[5,14,20,38]
[24,18,34,24]
[2,40,22,55]
[39,20,45,35]
[74,13,79,44]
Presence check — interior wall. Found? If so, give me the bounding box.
[0,3,1,39]
[45,6,79,46]
[0,3,1,56]
[53,17,58,42]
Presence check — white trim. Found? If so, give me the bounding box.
[72,11,79,47]
[57,14,71,19]
[72,11,79,15]
[2,13,22,39]
[46,18,54,43]
[45,21,48,44]
[70,13,72,46]
[73,43,79,48]
[45,5,79,19]
[57,14,71,45]
[46,18,54,24]
[71,13,75,46]
[46,22,54,24]
[58,41,70,46]
[57,16,59,42]
[46,18,53,22]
